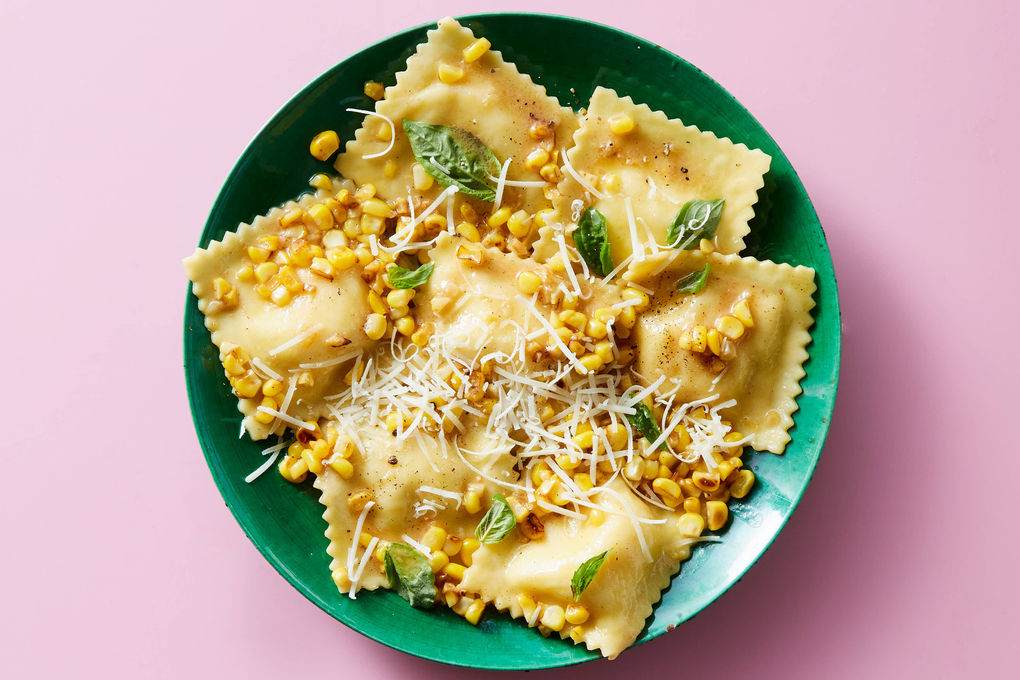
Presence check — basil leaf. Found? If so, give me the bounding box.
[384,543,436,609]
[676,263,710,294]
[666,199,725,249]
[570,550,610,600]
[402,119,499,201]
[627,402,666,451]
[387,262,434,289]
[475,494,517,544]
[572,208,614,277]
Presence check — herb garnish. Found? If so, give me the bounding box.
[676,263,710,294]
[572,207,614,277]
[627,402,666,451]
[571,550,610,600]
[387,262,435,289]
[402,120,500,201]
[384,543,437,608]
[475,494,517,544]
[666,199,725,250]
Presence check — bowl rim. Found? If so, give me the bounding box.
[184,10,842,669]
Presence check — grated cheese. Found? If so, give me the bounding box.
[269,323,324,356]
[561,148,606,199]
[346,107,395,160]
[493,158,511,209]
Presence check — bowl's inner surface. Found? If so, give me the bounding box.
[184,13,840,669]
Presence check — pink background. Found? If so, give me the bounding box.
[2,0,1017,677]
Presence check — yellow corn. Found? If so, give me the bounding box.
[429,550,450,571]
[507,210,531,239]
[604,423,627,450]
[700,238,715,253]
[571,430,595,450]
[716,461,736,483]
[456,221,481,242]
[347,489,375,512]
[328,457,354,479]
[368,290,386,315]
[463,490,482,514]
[300,447,323,476]
[278,456,308,484]
[277,265,302,292]
[438,63,464,83]
[525,148,550,171]
[565,603,590,625]
[540,605,565,632]
[307,203,334,230]
[594,341,614,365]
[247,245,271,264]
[462,37,490,62]
[363,80,385,100]
[411,321,434,347]
[325,246,356,272]
[354,184,376,201]
[692,470,721,493]
[464,599,486,625]
[253,262,277,284]
[442,563,466,582]
[716,315,744,340]
[309,130,340,161]
[517,593,537,618]
[252,396,276,425]
[623,458,644,482]
[412,163,434,191]
[332,567,351,590]
[532,209,555,227]
[487,206,511,228]
[601,172,621,193]
[678,512,705,537]
[539,163,562,183]
[361,197,393,219]
[706,500,729,531]
[732,297,754,327]
[394,315,414,337]
[270,285,291,307]
[442,537,462,557]
[309,173,333,191]
[236,264,255,284]
[707,328,723,356]
[363,313,387,340]
[651,477,682,501]
[309,257,334,279]
[617,305,637,331]
[385,288,414,308]
[456,243,484,266]
[422,525,448,551]
[683,497,701,515]
[461,538,480,566]
[730,469,755,498]
[608,113,635,135]
[516,271,542,295]
[573,472,594,492]
[622,287,650,312]
[576,354,603,374]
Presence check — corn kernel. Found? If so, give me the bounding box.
[678,512,705,537]
[347,489,375,512]
[707,328,723,356]
[422,525,448,551]
[363,80,385,100]
[732,297,754,327]
[573,472,594,492]
[461,537,480,566]
[575,354,602,375]
[540,605,565,632]
[608,113,635,135]
[247,245,271,264]
[683,497,701,514]
[525,147,550,171]
[617,305,637,330]
[462,37,490,63]
[309,130,340,161]
[254,283,272,300]
[565,603,589,625]
[270,285,291,306]
[730,469,755,498]
[623,287,651,312]
[594,341,614,364]
[443,563,466,582]
[463,490,482,515]
[329,457,354,479]
[692,470,721,492]
[361,198,394,219]
[690,324,708,352]
[504,210,531,239]
[487,206,511,228]
[624,458,644,482]
[307,203,334,230]
[515,270,542,295]
[325,246,356,272]
[412,163,434,191]
[429,550,450,571]
[539,163,562,183]
[605,423,628,450]
[700,238,715,253]
[253,396,277,425]
[332,567,351,590]
[364,313,387,340]
[706,500,729,531]
[438,63,464,83]
[278,456,308,484]
[301,447,324,476]
[456,221,481,242]
[716,314,745,340]
[309,257,334,279]
[601,172,621,193]
[651,477,683,501]
[464,599,486,625]
[456,243,484,266]
[394,315,415,336]
[354,183,376,201]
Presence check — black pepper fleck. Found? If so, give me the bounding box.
[387,455,398,465]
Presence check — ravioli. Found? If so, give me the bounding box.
[337,16,578,215]
[629,250,816,453]
[184,180,375,439]
[554,86,771,261]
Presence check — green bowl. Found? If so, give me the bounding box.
[183,12,841,670]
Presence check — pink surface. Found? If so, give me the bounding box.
[2,0,1017,677]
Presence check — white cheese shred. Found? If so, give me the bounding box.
[346,107,395,160]
[561,148,606,199]
[493,158,511,209]
[269,323,324,357]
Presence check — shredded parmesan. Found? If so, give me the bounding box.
[255,406,315,431]
[250,357,282,382]
[561,148,606,199]
[493,158,511,209]
[269,323,324,356]
[624,197,644,262]
[346,108,396,160]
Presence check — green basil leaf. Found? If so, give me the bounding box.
[572,208,614,277]
[387,262,435,289]
[570,550,610,600]
[402,119,499,201]
[666,199,725,249]
[384,543,436,609]
[475,494,517,544]
[627,402,666,451]
[676,263,710,294]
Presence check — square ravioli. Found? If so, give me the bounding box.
[336,17,578,215]
[184,179,375,439]
[554,86,771,262]
[628,250,816,453]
